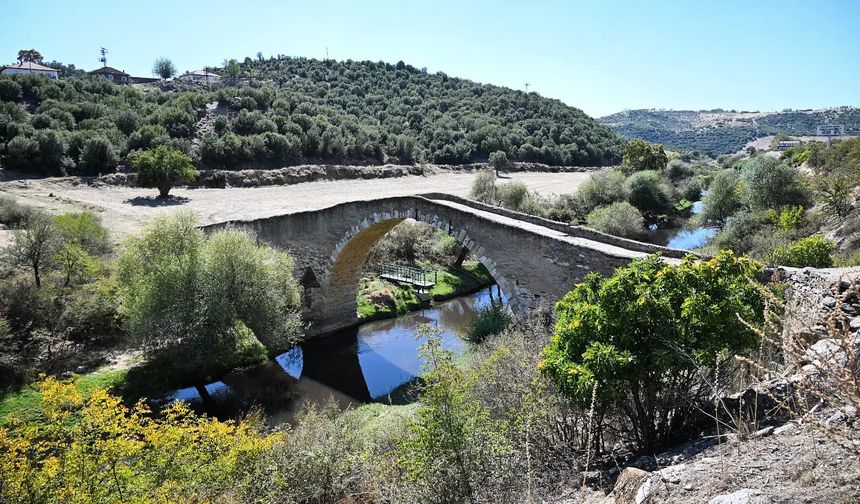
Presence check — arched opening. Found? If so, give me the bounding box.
[320,212,512,332]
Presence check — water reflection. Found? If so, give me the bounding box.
[163,285,505,423]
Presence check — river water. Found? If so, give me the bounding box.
[648,200,717,250]
[165,285,504,423]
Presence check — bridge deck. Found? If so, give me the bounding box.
[427,199,681,264]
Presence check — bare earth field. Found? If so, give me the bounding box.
[0,170,593,243]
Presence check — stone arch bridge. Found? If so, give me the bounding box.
[202,194,688,336]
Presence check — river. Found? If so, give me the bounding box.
[164,285,505,424]
[648,199,717,250]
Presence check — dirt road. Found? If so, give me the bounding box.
[0,170,593,242]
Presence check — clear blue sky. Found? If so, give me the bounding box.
[1,0,858,117]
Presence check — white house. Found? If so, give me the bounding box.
[1,61,59,79]
[177,69,221,83]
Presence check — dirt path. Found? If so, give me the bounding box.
[0,170,593,242]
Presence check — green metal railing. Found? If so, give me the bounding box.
[377,264,437,288]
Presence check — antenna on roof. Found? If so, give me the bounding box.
[99,47,108,67]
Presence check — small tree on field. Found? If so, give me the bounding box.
[489,150,508,177]
[152,57,176,79]
[540,251,764,452]
[130,145,197,198]
[622,139,668,172]
[3,211,60,288]
[223,58,241,83]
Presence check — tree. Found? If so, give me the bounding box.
[223,58,241,82]
[16,49,43,64]
[54,242,97,288]
[488,150,508,177]
[699,169,741,226]
[130,145,197,198]
[3,211,60,288]
[740,157,811,210]
[624,170,673,215]
[469,171,497,204]
[540,252,764,452]
[78,136,119,175]
[585,201,645,239]
[622,139,668,172]
[152,57,176,79]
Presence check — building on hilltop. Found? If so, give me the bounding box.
[177,69,221,83]
[88,66,131,84]
[1,61,59,79]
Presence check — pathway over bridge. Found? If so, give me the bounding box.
[203,194,689,336]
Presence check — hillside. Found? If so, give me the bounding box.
[0,57,623,177]
[600,107,860,155]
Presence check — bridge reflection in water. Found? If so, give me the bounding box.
[165,286,504,424]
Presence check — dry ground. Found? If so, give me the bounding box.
[0,170,593,244]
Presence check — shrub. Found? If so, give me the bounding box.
[0,78,23,102]
[708,210,771,255]
[495,180,532,212]
[574,169,627,214]
[54,212,111,255]
[0,196,33,228]
[469,170,496,204]
[585,201,645,239]
[130,145,197,198]
[541,252,764,452]
[624,170,673,215]
[767,234,834,267]
[665,159,694,180]
[766,205,804,233]
[77,136,119,175]
[466,303,513,344]
[677,176,704,201]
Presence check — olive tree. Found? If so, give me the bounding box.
[130,145,197,198]
[3,211,60,288]
[622,139,668,172]
[489,150,508,177]
[541,252,764,452]
[699,169,741,226]
[152,57,176,79]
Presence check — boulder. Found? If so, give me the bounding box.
[708,488,762,504]
[609,467,650,504]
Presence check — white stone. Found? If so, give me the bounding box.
[708,488,760,504]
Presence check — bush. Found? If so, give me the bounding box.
[54,212,111,255]
[77,136,119,175]
[489,150,508,174]
[767,234,834,267]
[495,180,532,213]
[0,78,23,102]
[573,169,626,214]
[585,201,645,239]
[766,205,804,232]
[466,303,513,344]
[665,159,694,180]
[624,170,673,215]
[0,196,34,228]
[541,252,764,452]
[469,170,496,204]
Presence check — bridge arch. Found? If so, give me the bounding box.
[319,207,517,330]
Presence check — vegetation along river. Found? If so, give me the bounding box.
[164,285,506,424]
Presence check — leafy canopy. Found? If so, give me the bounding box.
[541,251,764,450]
[130,145,197,198]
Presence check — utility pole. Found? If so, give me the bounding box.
[524,82,530,93]
[326,47,329,59]
[99,47,108,67]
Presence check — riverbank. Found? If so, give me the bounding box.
[357,261,494,321]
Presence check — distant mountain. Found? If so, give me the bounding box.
[599,107,860,156]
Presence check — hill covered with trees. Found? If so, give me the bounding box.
[0,55,624,176]
[600,107,860,156]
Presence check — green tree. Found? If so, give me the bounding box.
[54,242,97,289]
[78,136,119,175]
[488,150,508,177]
[541,252,764,452]
[152,57,176,79]
[130,145,197,198]
[223,58,241,82]
[469,171,497,204]
[699,169,741,226]
[2,211,60,288]
[622,139,668,172]
[767,235,834,268]
[740,157,811,210]
[16,49,43,63]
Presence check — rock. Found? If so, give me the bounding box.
[609,467,650,504]
[60,371,75,379]
[631,455,657,471]
[823,296,837,308]
[752,426,774,438]
[774,423,797,435]
[826,410,846,427]
[804,338,848,367]
[850,316,860,330]
[74,365,87,374]
[684,483,694,491]
[708,488,761,504]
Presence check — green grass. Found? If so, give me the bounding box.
[429,261,492,301]
[0,369,128,425]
